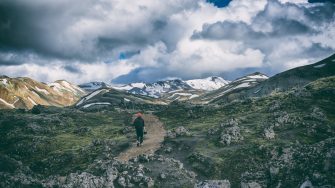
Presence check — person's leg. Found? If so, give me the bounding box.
[136,128,141,146]
[139,128,144,144]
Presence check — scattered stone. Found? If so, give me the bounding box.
[117,176,127,187]
[264,126,275,139]
[300,180,313,188]
[64,172,105,188]
[159,173,166,180]
[175,126,191,136]
[310,107,326,121]
[195,180,231,188]
[73,127,91,135]
[164,146,172,153]
[241,181,262,188]
[166,130,176,138]
[166,126,191,138]
[144,176,154,187]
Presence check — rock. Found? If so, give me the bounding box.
[138,154,149,163]
[132,173,144,183]
[117,176,127,187]
[264,126,275,139]
[175,126,191,136]
[64,172,105,188]
[221,119,239,127]
[207,127,219,135]
[166,130,176,138]
[159,173,166,180]
[300,180,313,188]
[310,107,326,121]
[241,182,262,188]
[220,126,243,145]
[73,127,91,135]
[166,126,191,138]
[144,176,154,187]
[269,166,279,176]
[164,146,172,153]
[105,167,118,186]
[195,180,231,188]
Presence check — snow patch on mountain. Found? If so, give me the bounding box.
[76,89,107,106]
[186,76,229,91]
[0,79,8,86]
[35,86,49,95]
[78,82,110,92]
[49,81,85,95]
[110,76,229,98]
[0,98,15,108]
[314,64,326,68]
[28,97,37,106]
[235,82,251,89]
[83,102,111,108]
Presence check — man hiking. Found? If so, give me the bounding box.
[133,112,145,147]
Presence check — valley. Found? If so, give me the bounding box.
[0,54,334,187]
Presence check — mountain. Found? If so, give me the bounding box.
[78,82,110,92]
[209,54,335,104]
[0,76,85,109]
[191,72,268,103]
[75,88,167,110]
[248,53,335,96]
[111,76,229,99]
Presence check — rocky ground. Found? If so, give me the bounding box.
[0,76,334,187]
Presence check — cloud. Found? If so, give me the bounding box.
[0,0,334,84]
[191,0,335,75]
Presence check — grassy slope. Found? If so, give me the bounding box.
[156,76,335,187]
[0,106,132,177]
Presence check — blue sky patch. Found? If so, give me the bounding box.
[207,0,232,8]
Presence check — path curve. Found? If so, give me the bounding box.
[116,114,166,162]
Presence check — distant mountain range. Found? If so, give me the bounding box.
[0,76,85,109]
[79,76,231,99]
[74,54,335,109]
[1,53,334,110]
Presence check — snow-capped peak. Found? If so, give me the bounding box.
[78,82,110,92]
[185,76,229,91]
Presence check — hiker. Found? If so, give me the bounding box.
[133,112,145,147]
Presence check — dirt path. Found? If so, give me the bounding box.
[116,114,166,162]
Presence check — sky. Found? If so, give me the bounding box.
[0,0,334,84]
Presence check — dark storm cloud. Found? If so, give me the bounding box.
[0,0,334,84]
[0,0,89,62]
[0,0,195,65]
[63,65,82,74]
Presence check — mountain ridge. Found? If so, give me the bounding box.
[0,76,86,109]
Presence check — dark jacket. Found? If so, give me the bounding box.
[133,117,145,129]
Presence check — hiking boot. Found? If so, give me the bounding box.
[136,141,140,147]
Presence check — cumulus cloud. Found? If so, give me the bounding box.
[192,0,335,75]
[0,0,334,83]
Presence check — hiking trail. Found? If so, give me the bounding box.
[116,114,166,162]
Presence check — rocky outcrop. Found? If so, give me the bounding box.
[219,119,243,145]
[166,126,191,138]
[264,126,275,139]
